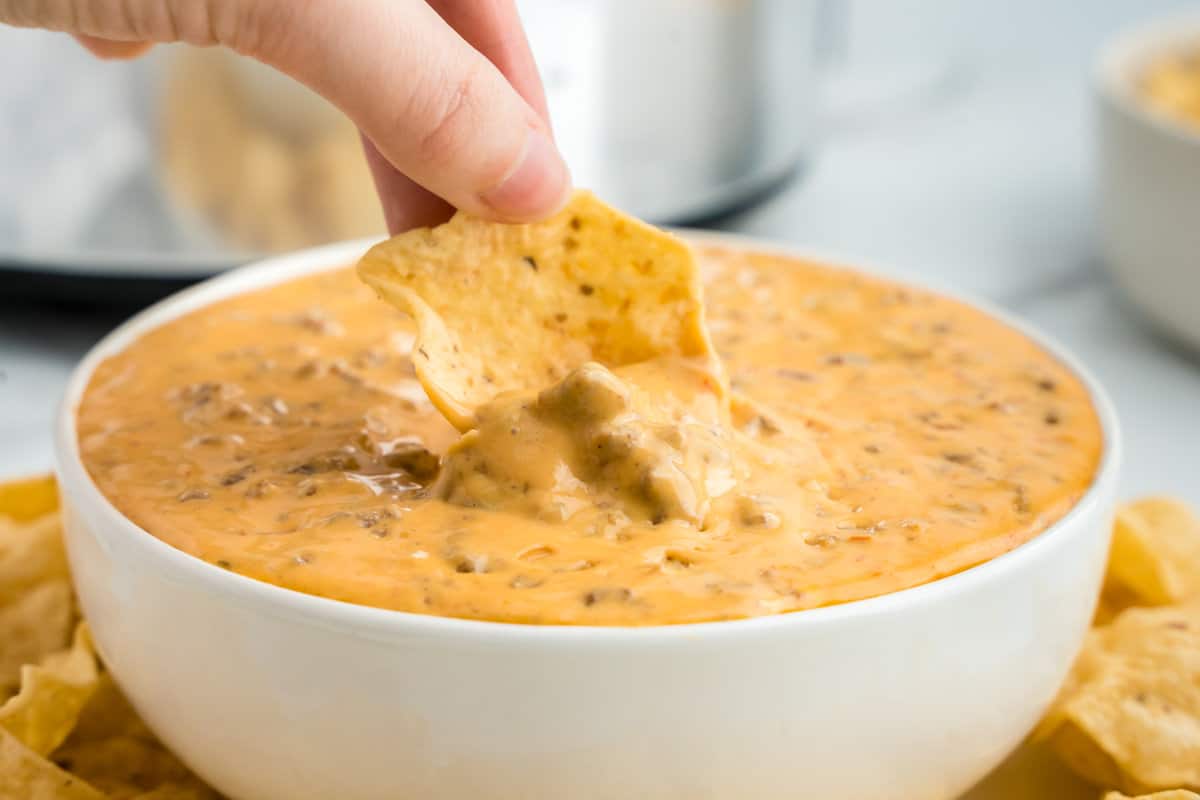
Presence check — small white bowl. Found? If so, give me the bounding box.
[55,235,1120,800]
[1097,14,1200,350]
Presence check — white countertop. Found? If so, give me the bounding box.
[2,0,1199,504]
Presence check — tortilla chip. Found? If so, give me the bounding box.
[0,512,70,604]
[60,673,147,745]
[357,190,718,430]
[1105,793,1200,800]
[1107,498,1200,606]
[961,738,1095,799]
[0,726,105,800]
[54,735,219,799]
[53,674,222,799]
[1096,578,1145,626]
[0,474,59,523]
[1043,603,1200,793]
[1036,625,1116,740]
[1,625,100,756]
[0,476,223,797]
[0,512,76,695]
[129,786,223,800]
[0,579,75,697]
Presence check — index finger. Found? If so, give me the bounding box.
[364,0,554,232]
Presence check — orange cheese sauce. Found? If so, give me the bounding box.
[77,246,1103,625]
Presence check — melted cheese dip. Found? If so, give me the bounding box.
[77,246,1103,625]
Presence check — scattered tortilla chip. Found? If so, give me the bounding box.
[1042,602,1200,793]
[357,190,718,430]
[52,674,222,799]
[0,478,224,797]
[0,726,106,800]
[0,512,71,605]
[0,510,76,695]
[1096,578,1145,626]
[1,624,100,756]
[1106,498,1200,606]
[0,579,75,697]
[962,738,1094,799]
[1105,792,1200,800]
[54,736,220,800]
[60,673,147,745]
[128,786,223,800]
[0,474,59,523]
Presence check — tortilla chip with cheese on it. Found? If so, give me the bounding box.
[357,190,720,430]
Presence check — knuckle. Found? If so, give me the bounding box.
[207,0,260,52]
[179,0,283,52]
[0,0,48,27]
[414,62,488,170]
[156,0,219,45]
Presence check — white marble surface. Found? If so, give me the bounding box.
[2,0,1199,506]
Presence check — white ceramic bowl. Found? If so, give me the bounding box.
[1098,14,1200,350]
[55,235,1120,800]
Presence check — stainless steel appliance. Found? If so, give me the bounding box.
[519,0,828,223]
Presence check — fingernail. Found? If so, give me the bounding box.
[480,128,571,220]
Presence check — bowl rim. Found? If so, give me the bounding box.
[1097,10,1200,147]
[54,231,1122,644]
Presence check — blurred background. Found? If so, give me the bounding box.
[1,0,1198,501]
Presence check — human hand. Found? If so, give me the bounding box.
[0,0,572,232]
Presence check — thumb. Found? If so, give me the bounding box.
[248,0,572,223]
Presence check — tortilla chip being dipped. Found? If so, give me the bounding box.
[357,189,719,430]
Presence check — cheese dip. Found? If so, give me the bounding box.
[77,245,1102,625]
